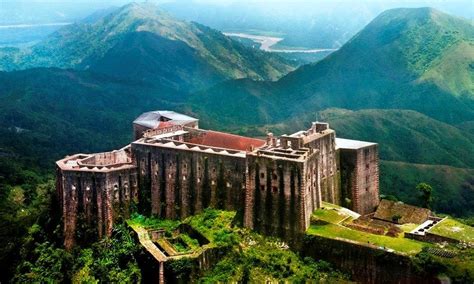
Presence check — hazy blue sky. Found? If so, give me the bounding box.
[1,0,471,5]
[1,0,471,25]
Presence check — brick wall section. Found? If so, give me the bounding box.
[302,131,341,205]
[303,151,321,230]
[405,232,459,244]
[57,167,138,250]
[244,151,319,242]
[340,144,379,215]
[132,143,247,220]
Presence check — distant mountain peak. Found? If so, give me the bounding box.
[377,7,441,20]
[195,7,474,128]
[112,2,171,19]
[0,2,294,90]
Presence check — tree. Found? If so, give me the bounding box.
[392,214,402,223]
[416,183,433,209]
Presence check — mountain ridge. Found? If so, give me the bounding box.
[0,3,295,91]
[191,7,474,124]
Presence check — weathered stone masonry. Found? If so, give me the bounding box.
[56,148,138,249]
[132,140,248,219]
[56,110,380,248]
[337,138,379,215]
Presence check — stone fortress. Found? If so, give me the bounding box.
[56,110,379,249]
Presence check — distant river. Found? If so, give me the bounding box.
[223,32,337,53]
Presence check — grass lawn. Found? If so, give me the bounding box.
[312,208,349,224]
[430,218,474,242]
[321,201,344,210]
[399,223,419,233]
[307,223,427,255]
[127,213,180,232]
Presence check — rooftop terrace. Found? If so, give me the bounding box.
[186,130,266,152]
[134,138,248,158]
[252,145,313,162]
[336,138,377,150]
[56,146,135,172]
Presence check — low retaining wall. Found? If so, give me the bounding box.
[164,246,229,283]
[129,223,228,283]
[298,234,438,284]
[405,232,458,244]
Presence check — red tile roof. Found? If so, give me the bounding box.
[187,130,265,151]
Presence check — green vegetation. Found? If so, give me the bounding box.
[199,235,347,283]
[186,209,238,246]
[128,213,180,233]
[380,161,474,217]
[0,160,56,282]
[312,208,348,224]
[180,234,200,250]
[127,209,348,282]
[12,223,141,283]
[186,210,347,282]
[69,224,142,283]
[417,182,434,209]
[308,207,474,281]
[414,246,474,283]
[399,223,420,233]
[430,218,474,242]
[0,157,143,283]
[317,109,474,169]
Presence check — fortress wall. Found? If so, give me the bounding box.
[79,149,132,166]
[132,143,247,220]
[300,234,434,284]
[303,131,341,205]
[244,155,307,242]
[340,144,379,215]
[57,167,137,250]
[303,152,321,230]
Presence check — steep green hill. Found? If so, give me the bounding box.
[380,161,474,217]
[90,31,223,91]
[192,7,474,124]
[0,68,176,167]
[0,3,294,91]
[225,108,474,169]
[318,109,474,168]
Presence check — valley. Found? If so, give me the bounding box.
[223,32,338,53]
